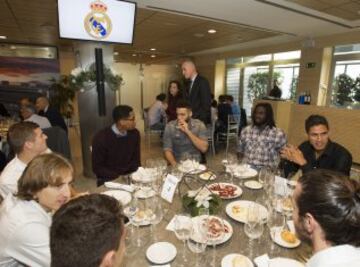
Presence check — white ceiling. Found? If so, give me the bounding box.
[134,0,360,55]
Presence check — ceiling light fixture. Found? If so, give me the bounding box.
[150,48,156,51]
[150,54,156,58]
[208,29,217,34]
[114,52,119,56]
[0,35,7,39]
[10,45,16,50]
[132,53,137,57]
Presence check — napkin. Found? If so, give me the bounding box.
[254,254,270,267]
[149,265,170,267]
[104,182,134,193]
[287,220,296,233]
[132,167,157,182]
[165,215,177,232]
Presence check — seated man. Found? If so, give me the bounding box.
[163,100,208,166]
[281,115,352,176]
[293,169,360,267]
[50,194,126,267]
[147,93,167,131]
[238,102,287,169]
[92,105,140,186]
[36,96,68,133]
[21,104,51,129]
[0,121,49,198]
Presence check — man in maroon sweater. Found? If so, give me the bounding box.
[92,105,141,186]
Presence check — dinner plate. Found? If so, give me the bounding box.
[221,254,254,267]
[178,163,206,174]
[270,227,301,248]
[225,200,268,223]
[101,190,132,206]
[146,242,177,264]
[208,182,242,199]
[190,215,233,246]
[268,257,304,267]
[232,166,258,179]
[199,171,217,181]
[244,180,263,190]
[134,187,156,199]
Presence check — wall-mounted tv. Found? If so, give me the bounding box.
[58,0,136,44]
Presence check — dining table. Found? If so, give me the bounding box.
[95,164,311,267]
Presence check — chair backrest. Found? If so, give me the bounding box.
[42,126,71,159]
[227,114,241,135]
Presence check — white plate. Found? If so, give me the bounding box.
[134,188,156,199]
[199,171,216,181]
[101,190,132,206]
[221,254,254,267]
[178,164,206,174]
[271,227,301,248]
[146,242,177,264]
[225,200,268,223]
[208,183,242,199]
[268,257,304,267]
[244,180,263,190]
[233,167,258,179]
[190,215,233,246]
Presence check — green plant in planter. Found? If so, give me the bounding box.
[182,187,222,217]
[352,76,360,102]
[334,73,353,105]
[50,63,123,117]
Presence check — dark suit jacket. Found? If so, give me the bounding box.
[39,107,67,133]
[185,75,212,124]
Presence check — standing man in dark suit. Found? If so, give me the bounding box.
[182,59,212,125]
[35,96,68,133]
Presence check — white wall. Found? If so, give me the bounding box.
[112,63,180,133]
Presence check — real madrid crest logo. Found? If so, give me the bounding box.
[84,0,112,39]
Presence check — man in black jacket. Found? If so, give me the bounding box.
[36,96,68,133]
[182,59,212,125]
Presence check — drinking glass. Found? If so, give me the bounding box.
[206,216,225,266]
[187,214,208,267]
[225,153,237,184]
[147,196,164,242]
[174,213,193,266]
[267,208,285,256]
[258,167,269,185]
[244,203,264,258]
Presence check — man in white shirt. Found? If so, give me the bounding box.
[147,93,167,131]
[0,121,48,198]
[21,104,51,129]
[293,169,360,267]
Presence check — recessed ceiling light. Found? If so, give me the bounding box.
[10,45,16,50]
[150,54,156,58]
[113,52,119,56]
[193,33,205,38]
[0,35,7,39]
[150,48,156,51]
[208,29,217,34]
[132,53,137,57]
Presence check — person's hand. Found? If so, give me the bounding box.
[280,144,307,166]
[178,119,189,134]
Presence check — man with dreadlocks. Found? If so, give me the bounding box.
[238,102,287,170]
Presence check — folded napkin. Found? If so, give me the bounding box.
[254,254,270,267]
[104,182,134,193]
[165,215,190,232]
[132,167,157,183]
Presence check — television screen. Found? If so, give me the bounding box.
[58,0,136,44]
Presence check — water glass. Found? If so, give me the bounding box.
[174,213,193,265]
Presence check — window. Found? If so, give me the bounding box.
[331,44,360,108]
[225,50,301,116]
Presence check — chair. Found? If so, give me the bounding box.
[206,120,216,156]
[217,114,241,155]
[143,108,164,148]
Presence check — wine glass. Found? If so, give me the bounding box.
[244,203,264,258]
[147,196,164,242]
[225,153,237,184]
[174,213,193,266]
[187,214,208,267]
[267,208,285,256]
[258,167,269,185]
[205,216,225,266]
